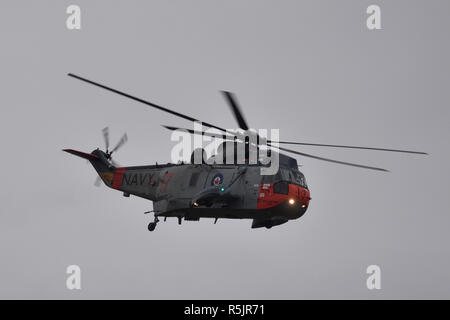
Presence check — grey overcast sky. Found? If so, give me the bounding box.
[0,0,449,299]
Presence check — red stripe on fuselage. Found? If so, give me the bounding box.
[256,183,310,209]
[112,167,126,189]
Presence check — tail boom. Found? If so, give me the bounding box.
[63,149,100,160]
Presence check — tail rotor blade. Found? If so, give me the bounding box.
[111,133,128,154]
[102,127,110,152]
[94,176,102,187]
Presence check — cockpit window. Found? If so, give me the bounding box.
[261,167,308,189]
[261,170,280,184]
[290,170,308,188]
[273,181,289,194]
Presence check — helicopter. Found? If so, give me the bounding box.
[64,73,427,231]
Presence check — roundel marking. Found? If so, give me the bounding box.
[211,173,224,186]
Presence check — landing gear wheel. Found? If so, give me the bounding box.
[148,222,157,232]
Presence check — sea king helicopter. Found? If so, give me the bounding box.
[64,73,427,231]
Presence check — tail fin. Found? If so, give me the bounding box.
[63,148,114,187]
[63,149,100,161]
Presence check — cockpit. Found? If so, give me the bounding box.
[261,154,308,189]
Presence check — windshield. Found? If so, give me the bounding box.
[262,167,308,189]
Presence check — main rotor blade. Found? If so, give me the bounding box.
[269,144,389,172]
[110,133,128,154]
[270,140,428,155]
[162,125,236,140]
[163,125,389,171]
[68,73,228,133]
[221,91,249,130]
[163,125,267,149]
[102,127,110,151]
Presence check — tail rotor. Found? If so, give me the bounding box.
[109,133,128,157]
[95,127,128,187]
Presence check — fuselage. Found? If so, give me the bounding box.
[89,150,311,224]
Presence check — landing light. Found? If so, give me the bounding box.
[288,199,295,205]
[193,202,199,207]
[301,204,306,208]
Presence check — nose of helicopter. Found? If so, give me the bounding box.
[291,185,310,208]
[257,183,310,210]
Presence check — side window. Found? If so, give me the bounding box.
[274,170,283,183]
[291,170,301,185]
[262,170,283,184]
[262,175,272,184]
[273,181,289,195]
[189,172,200,187]
[299,174,307,189]
[295,171,308,189]
[281,168,292,181]
[262,174,276,184]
